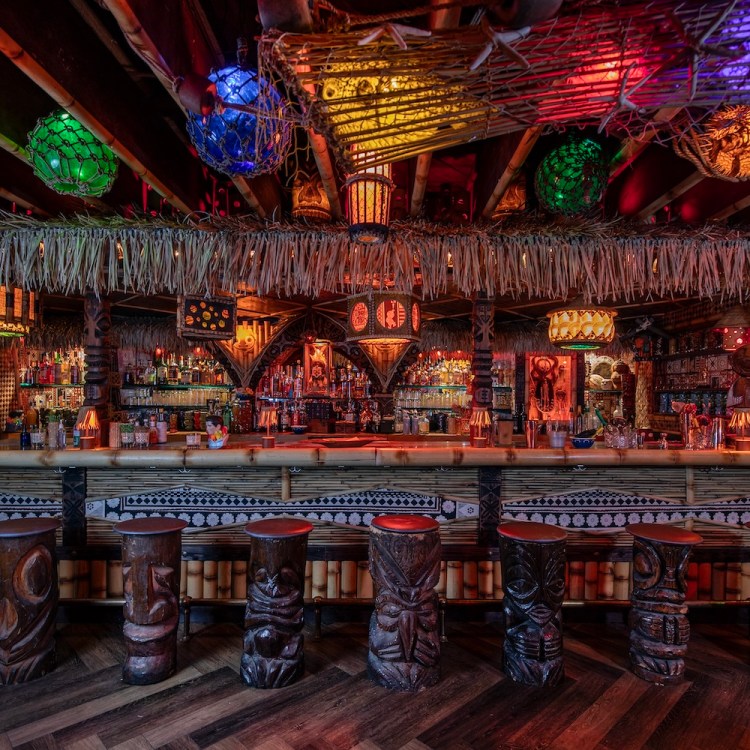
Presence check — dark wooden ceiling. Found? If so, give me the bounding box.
[1,0,747,334]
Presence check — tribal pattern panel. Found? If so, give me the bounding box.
[86,485,474,530]
[0,493,60,521]
[502,488,750,530]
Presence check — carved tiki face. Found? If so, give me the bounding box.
[632,538,691,602]
[122,561,178,625]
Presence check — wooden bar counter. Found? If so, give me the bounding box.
[2,436,750,607]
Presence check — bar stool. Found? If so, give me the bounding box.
[114,517,187,685]
[497,520,567,687]
[626,522,702,685]
[0,518,60,684]
[242,517,313,689]
[368,514,441,692]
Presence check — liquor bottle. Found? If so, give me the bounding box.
[19,422,31,450]
[156,356,168,386]
[167,354,179,385]
[180,356,191,385]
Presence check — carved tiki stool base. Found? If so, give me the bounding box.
[0,518,61,685]
[114,518,187,685]
[242,518,313,689]
[368,515,441,692]
[626,523,702,685]
[497,521,567,688]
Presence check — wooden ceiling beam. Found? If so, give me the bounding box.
[410,0,462,218]
[710,195,750,222]
[633,172,704,221]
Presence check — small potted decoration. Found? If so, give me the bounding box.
[206,415,229,449]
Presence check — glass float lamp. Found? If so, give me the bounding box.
[534,136,608,215]
[186,64,291,177]
[547,300,617,350]
[714,305,750,351]
[27,110,118,197]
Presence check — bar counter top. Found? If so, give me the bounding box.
[0,436,747,468]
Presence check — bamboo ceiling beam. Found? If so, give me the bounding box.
[609,107,683,180]
[633,172,704,221]
[710,194,750,222]
[410,0,462,218]
[101,0,272,219]
[480,126,543,219]
[0,188,50,217]
[0,20,197,216]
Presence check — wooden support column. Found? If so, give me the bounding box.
[61,467,87,547]
[83,292,111,444]
[471,293,494,412]
[478,467,502,546]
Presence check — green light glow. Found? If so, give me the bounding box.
[534,137,607,216]
[27,110,118,197]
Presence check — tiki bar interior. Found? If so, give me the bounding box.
[2,0,750,746]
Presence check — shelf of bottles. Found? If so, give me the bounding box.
[18,348,86,413]
[256,358,379,433]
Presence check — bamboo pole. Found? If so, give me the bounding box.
[327,560,341,599]
[217,561,232,599]
[584,561,599,601]
[232,560,248,599]
[741,562,750,600]
[180,560,188,598]
[613,561,630,601]
[493,561,503,600]
[478,560,494,599]
[203,560,218,599]
[58,560,75,599]
[463,561,478,600]
[186,560,203,599]
[446,561,462,600]
[598,561,614,601]
[568,560,585,600]
[90,560,108,599]
[312,560,327,599]
[357,560,373,598]
[107,560,123,597]
[304,560,313,600]
[341,561,358,599]
[75,560,90,599]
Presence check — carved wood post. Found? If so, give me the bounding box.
[83,292,111,443]
[242,518,313,688]
[114,518,187,685]
[0,518,60,684]
[626,523,702,685]
[368,515,441,692]
[61,467,86,547]
[498,521,567,687]
[471,292,494,417]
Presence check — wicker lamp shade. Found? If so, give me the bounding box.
[347,291,420,344]
[186,65,291,177]
[0,286,36,337]
[674,106,750,181]
[534,137,608,215]
[346,161,394,244]
[547,303,617,350]
[27,110,118,197]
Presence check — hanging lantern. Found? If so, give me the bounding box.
[346,161,394,244]
[547,302,617,350]
[713,305,750,350]
[0,286,36,337]
[347,291,421,344]
[186,64,291,177]
[291,171,332,222]
[534,136,608,215]
[674,106,750,182]
[26,110,118,197]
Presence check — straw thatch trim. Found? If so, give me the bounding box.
[3,213,750,304]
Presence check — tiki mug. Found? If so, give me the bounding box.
[0,518,60,684]
[498,521,567,687]
[627,523,702,685]
[115,517,187,685]
[242,518,313,689]
[368,515,441,692]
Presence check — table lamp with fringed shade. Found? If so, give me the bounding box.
[0,286,36,337]
[27,110,118,197]
[258,405,278,448]
[547,301,617,350]
[713,305,750,351]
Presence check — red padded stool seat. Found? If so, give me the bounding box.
[625,522,703,685]
[0,518,60,684]
[497,520,567,687]
[371,514,440,534]
[242,517,313,688]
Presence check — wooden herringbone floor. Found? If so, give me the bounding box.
[2,612,750,750]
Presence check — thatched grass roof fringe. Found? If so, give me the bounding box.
[5,217,750,303]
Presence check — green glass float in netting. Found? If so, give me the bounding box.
[27,110,118,197]
[534,137,608,216]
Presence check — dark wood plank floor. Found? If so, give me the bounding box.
[2,612,749,750]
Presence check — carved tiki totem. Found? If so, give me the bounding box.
[242,518,313,689]
[498,521,567,687]
[368,515,441,692]
[115,518,187,685]
[627,523,702,685]
[0,518,60,684]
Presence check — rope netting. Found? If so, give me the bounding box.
[261,0,750,172]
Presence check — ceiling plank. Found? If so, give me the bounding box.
[633,172,704,221]
[480,127,543,219]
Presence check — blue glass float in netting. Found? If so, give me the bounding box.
[186,65,291,177]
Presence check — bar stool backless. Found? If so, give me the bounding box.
[0,518,60,684]
[368,514,441,692]
[497,520,567,687]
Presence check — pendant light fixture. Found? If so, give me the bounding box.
[547,299,617,350]
[345,160,394,244]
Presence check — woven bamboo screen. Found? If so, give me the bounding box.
[262,0,750,172]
